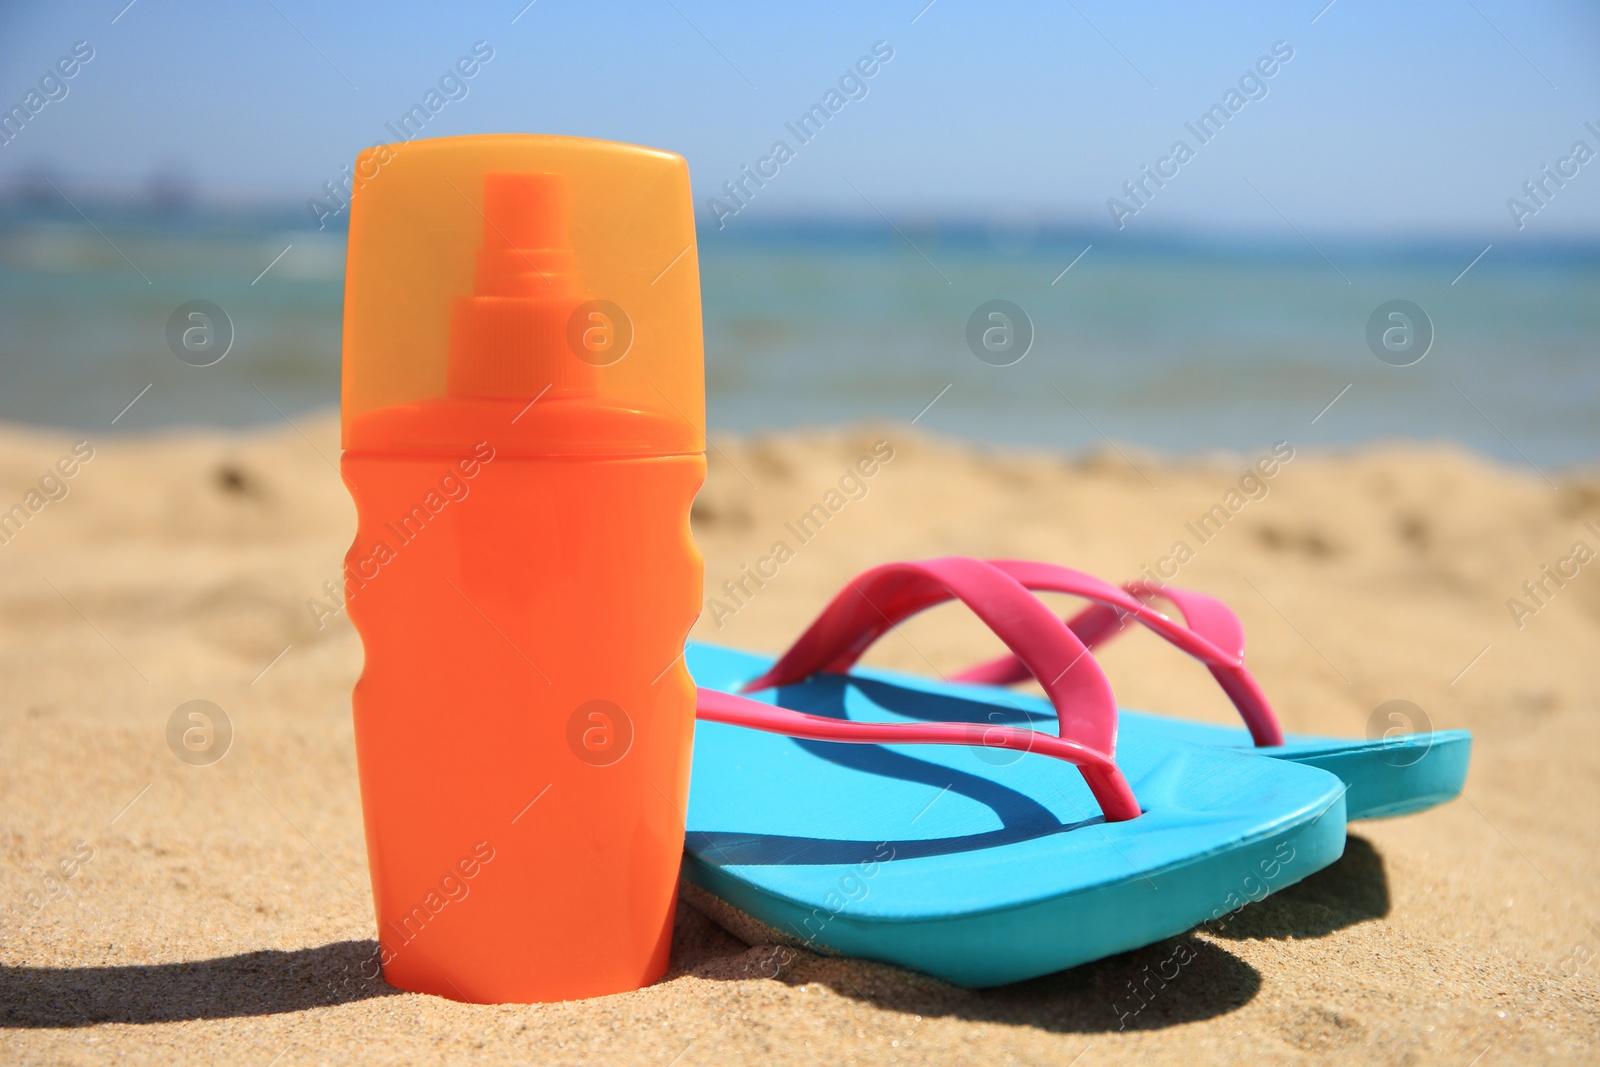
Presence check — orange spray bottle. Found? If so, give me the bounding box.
[339,135,705,1003]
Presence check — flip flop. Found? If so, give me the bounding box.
[683,557,1348,988]
[945,560,1472,820]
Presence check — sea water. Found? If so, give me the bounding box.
[2,204,1595,469]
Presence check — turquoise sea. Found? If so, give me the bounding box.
[2,201,1596,468]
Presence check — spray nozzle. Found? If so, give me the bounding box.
[473,172,579,298]
[448,171,594,398]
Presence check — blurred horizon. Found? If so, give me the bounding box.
[4,1,1600,237]
[5,191,1596,471]
[13,174,1600,250]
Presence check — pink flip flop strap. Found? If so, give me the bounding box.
[951,562,1284,747]
[697,689,1140,822]
[725,556,1141,822]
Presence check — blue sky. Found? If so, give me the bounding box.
[2,0,1598,237]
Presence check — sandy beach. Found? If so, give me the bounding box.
[2,414,1597,1065]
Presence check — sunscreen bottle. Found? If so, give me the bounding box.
[340,135,705,1003]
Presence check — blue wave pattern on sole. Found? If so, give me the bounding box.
[935,670,1470,821]
[685,643,1349,987]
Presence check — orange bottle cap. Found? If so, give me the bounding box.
[341,135,704,457]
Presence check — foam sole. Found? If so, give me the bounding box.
[685,643,1350,988]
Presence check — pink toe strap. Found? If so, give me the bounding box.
[951,562,1283,747]
[697,689,1141,823]
[727,557,1141,822]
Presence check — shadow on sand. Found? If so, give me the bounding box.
[677,833,1390,1034]
[1206,833,1391,941]
[0,939,398,1028]
[0,836,1387,1032]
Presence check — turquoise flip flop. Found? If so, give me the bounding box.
[684,558,1349,988]
[946,560,1471,819]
